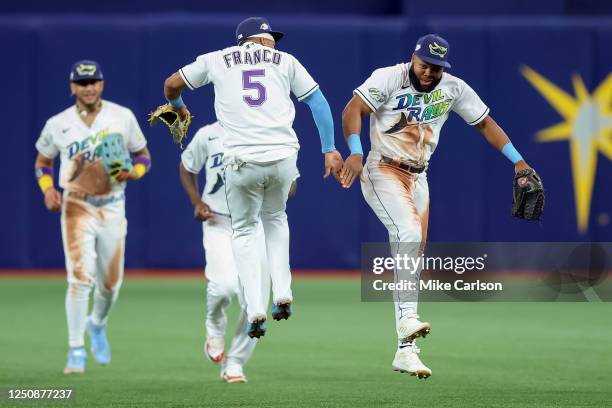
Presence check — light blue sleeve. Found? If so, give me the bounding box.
[301,89,335,153]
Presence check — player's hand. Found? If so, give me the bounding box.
[174,106,191,122]
[340,154,363,188]
[323,150,344,182]
[114,169,132,182]
[514,160,531,174]
[44,187,62,212]
[194,201,214,222]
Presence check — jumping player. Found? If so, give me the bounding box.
[179,122,272,383]
[164,17,343,338]
[341,34,537,379]
[34,60,151,374]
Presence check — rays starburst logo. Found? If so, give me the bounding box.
[521,66,612,233]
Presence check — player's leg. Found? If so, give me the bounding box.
[203,216,238,363]
[361,160,432,378]
[260,153,296,318]
[224,162,267,336]
[88,201,127,365]
[223,222,270,382]
[61,196,98,374]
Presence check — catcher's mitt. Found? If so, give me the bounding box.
[148,104,192,148]
[95,134,133,182]
[512,168,545,221]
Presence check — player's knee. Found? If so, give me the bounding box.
[394,223,422,243]
[67,282,92,299]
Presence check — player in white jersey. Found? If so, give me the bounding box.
[164,17,343,338]
[341,34,538,379]
[34,60,151,374]
[179,122,271,383]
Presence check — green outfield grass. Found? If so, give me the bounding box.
[1,276,611,408]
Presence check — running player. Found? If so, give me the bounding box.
[34,60,151,374]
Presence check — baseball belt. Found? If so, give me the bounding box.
[67,191,125,207]
[379,156,426,174]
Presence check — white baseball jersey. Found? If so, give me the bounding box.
[181,122,229,215]
[354,63,489,165]
[35,100,147,196]
[179,42,319,163]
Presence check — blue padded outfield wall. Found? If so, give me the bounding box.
[2,15,612,269]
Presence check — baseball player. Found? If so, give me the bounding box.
[179,122,272,383]
[34,60,151,374]
[163,17,343,338]
[341,34,538,379]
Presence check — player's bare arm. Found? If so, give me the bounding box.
[475,115,531,173]
[179,162,213,221]
[340,95,372,188]
[164,72,191,119]
[34,153,61,212]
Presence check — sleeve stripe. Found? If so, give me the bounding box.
[468,107,490,125]
[296,84,319,101]
[353,88,377,112]
[179,68,195,90]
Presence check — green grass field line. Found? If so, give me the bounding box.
[1,278,611,407]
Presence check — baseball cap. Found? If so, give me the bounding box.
[414,34,451,69]
[236,17,284,45]
[70,60,104,82]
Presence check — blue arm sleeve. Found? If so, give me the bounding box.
[301,89,335,153]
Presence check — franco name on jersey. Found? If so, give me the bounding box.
[391,88,452,123]
[222,46,282,69]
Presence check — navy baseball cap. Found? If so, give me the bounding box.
[236,17,284,45]
[70,60,104,82]
[414,34,451,69]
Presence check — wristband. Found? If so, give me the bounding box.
[35,166,54,193]
[167,95,185,109]
[501,142,524,164]
[132,156,151,178]
[347,134,363,155]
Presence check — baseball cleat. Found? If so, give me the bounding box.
[205,336,225,363]
[63,347,87,374]
[220,365,247,383]
[392,345,432,379]
[246,316,267,338]
[86,317,111,365]
[397,318,431,344]
[271,301,292,321]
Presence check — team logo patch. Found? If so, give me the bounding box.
[428,42,448,58]
[75,64,97,76]
[518,177,528,187]
[260,23,269,30]
[368,88,387,103]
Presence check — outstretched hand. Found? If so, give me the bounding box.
[340,154,364,188]
[323,150,344,183]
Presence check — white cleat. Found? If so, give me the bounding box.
[392,345,432,379]
[205,336,225,364]
[397,318,431,344]
[220,364,247,383]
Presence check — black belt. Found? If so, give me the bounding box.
[380,156,426,174]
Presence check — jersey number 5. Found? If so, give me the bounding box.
[242,69,266,107]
